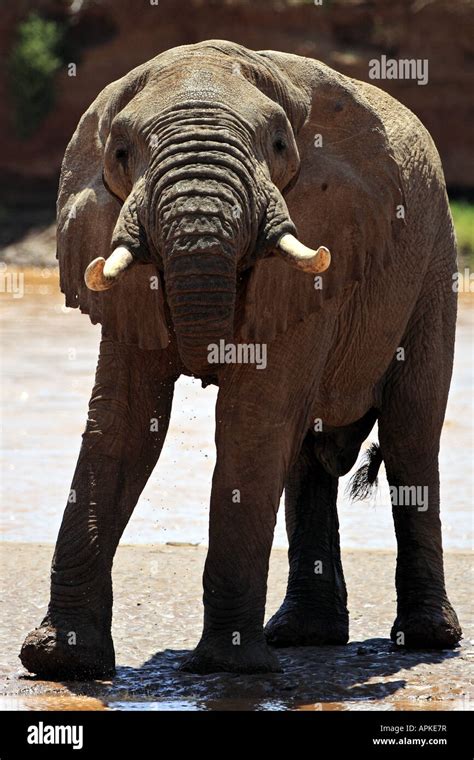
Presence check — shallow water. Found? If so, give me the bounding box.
[1,270,472,549]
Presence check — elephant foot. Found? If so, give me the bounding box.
[264,601,349,647]
[180,637,282,674]
[20,617,115,680]
[390,601,462,649]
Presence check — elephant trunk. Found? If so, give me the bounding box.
[159,186,242,375]
[151,121,255,375]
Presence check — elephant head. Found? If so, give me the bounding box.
[58,41,402,374]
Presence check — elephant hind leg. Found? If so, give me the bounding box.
[379,408,462,649]
[379,268,461,649]
[265,432,349,647]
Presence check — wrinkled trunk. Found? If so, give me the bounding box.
[164,229,238,375]
[151,116,256,374]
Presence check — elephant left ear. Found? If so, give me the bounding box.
[239,51,405,344]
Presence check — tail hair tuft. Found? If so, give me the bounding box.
[347,443,383,501]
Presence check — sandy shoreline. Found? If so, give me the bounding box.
[0,542,471,711]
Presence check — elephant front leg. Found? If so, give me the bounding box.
[265,434,348,647]
[181,469,281,673]
[20,338,175,679]
[181,401,300,674]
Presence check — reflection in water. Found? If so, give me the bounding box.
[0,695,467,711]
[1,271,472,549]
[0,695,109,711]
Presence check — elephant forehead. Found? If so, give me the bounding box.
[180,69,223,100]
[116,66,243,123]
[114,67,278,135]
[163,64,260,109]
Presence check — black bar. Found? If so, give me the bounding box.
[0,710,471,758]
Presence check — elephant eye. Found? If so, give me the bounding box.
[115,147,128,162]
[273,138,287,153]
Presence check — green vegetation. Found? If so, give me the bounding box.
[8,13,64,139]
[450,200,474,265]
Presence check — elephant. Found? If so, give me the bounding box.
[20,39,462,679]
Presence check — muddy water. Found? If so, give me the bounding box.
[1,270,472,549]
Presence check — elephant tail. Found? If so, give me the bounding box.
[347,443,383,501]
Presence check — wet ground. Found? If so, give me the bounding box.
[0,269,472,710]
[1,269,472,549]
[1,543,472,711]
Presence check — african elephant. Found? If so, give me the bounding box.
[20,40,461,679]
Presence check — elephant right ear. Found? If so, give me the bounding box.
[239,51,405,345]
[57,68,169,350]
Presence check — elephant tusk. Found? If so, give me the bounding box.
[84,246,134,291]
[276,234,331,274]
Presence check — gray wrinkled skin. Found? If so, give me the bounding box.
[20,40,461,679]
